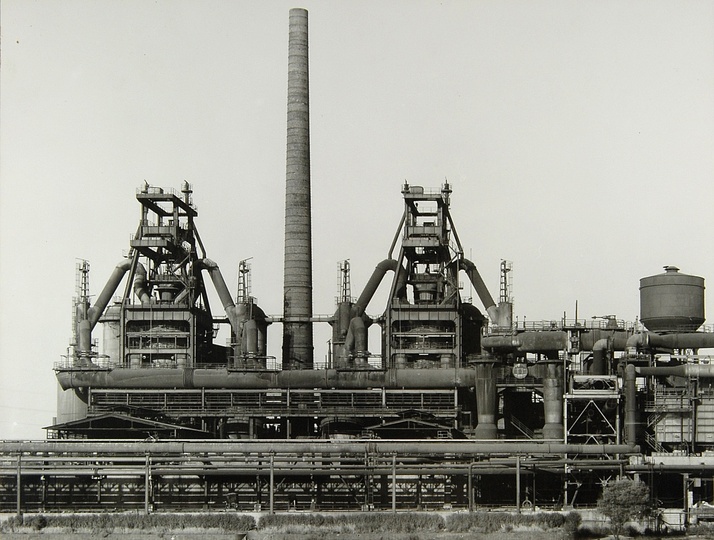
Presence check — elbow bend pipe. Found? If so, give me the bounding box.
[461,258,497,316]
[625,333,648,355]
[133,263,152,304]
[199,258,236,309]
[355,259,398,314]
[87,259,132,329]
[590,338,609,375]
[344,316,368,357]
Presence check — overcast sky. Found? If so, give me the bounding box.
[1,0,713,439]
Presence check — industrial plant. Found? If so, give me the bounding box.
[2,9,713,524]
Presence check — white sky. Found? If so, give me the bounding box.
[1,0,713,439]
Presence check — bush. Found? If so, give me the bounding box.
[258,512,444,533]
[597,478,652,540]
[0,512,256,533]
[445,511,581,534]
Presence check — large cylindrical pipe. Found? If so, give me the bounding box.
[58,366,485,391]
[590,338,609,375]
[283,7,313,370]
[461,259,498,321]
[626,331,714,355]
[624,364,639,446]
[0,439,640,456]
[474,363,498,439]
[542,362,564,440]
[200,258,241,333]
[355,259,397,314]
[132,263,152,304]
[481,331,568,353]
[87,259,132,328]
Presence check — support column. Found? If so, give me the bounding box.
[542,362,564,440]
[516,455,521,513]
[16,453,21,516]
[269,454,275,514]
[624,364,639,446]
[391,453,397,513]
[474,362,498,439]
[144,453,151,515]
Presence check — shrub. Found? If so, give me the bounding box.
[597,478,652,540]
[445,511,581,534]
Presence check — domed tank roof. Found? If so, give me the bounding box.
[640,266,705,333]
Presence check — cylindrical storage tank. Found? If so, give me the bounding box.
[640,266,705,332]
[100,303,121,365]
[56,383,88,425]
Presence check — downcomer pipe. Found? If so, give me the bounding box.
[199,258,241,332]
[355,259,398,315]
[283,7,313,370]
[461,259,497,321]
[132,263,152,305]
[87,259,132,328]
[78,259,132,359]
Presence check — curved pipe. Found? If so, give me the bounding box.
[344,316,368,357]
[199,258,241,332]
[461,259,499,322]
[461,259,496,310]
[132,263,152,305]
[579,330,631,352]
[355,259,398,314]
[590,338,609,375]
[87,259,132,328]
[200,258,235,310]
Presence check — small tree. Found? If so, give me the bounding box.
[597,477,652,539]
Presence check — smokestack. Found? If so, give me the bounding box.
[283,8,313,369]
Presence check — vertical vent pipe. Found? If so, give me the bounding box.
[283,8,314,369]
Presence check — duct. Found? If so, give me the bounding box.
[86,259,132,328]
[638,364,714,378]
[461,258,498,321]
[132,263,152,304]
[624,364,638,446]
[590,338,609,375]
[76,259,132,360]
[198,258,240,331]
[649,332,714,350]
[355,259,398,315]
[0,439,640,456]
[473,363,497,439]
[626,331,714,355]
[283,7,314,370]
[243,320,258,355]
[542,362,564,440]
[579,330,631,352]
[481,331,569,353]
[57,366,485,391]
[344,316,368,359]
